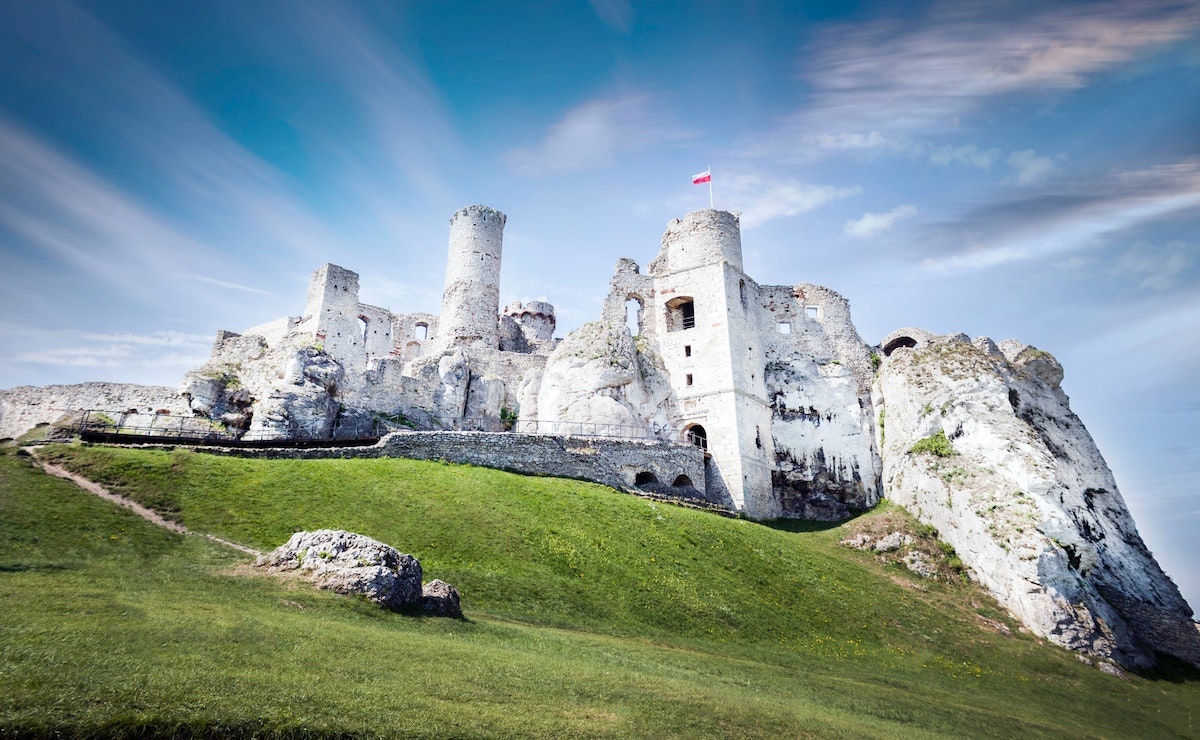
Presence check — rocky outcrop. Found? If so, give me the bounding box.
[875,333,1200,669]
[0,382,188,440]
[420,579,463,618]
[256,530,424,610]
[536,321,673,438]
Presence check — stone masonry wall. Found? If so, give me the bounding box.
[194,430,711,505]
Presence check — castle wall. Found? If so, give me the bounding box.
[355,303,394,363]
[197,431,709,507]
[438,205,505,351]
[241,316,298,348]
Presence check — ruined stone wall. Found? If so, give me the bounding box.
[0,383,189,440]
[197,430,709,505]
[438,205,504,351]
[301,264,364,364]
[240,316,298,348]
[355,303,395,362]
[391,312,438,363]
[601,258,656,343]
[757,283,880,519]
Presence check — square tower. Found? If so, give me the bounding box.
[650,210,777,516]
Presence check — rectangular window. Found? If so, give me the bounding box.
[777,322,791,334]
[806,306,819,320]
[684,345,692,357]
[686,374,694,386]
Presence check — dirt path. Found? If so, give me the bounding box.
[27,449,262,558]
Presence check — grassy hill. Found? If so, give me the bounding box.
[2,443,1197,737]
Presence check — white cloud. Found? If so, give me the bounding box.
[1009,149,1057,185]
[844,204,919,238]
[753,0,1200,159]
[920,159,1200,273]
[506,93,694,176]
[726,175,861,228]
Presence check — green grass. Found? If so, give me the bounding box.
[2,444,1197,737]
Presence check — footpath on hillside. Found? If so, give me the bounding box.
[24,447,261,558]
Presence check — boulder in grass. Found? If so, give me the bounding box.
[257,529,422,610]
[420,579,463,618]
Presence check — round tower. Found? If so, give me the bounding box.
[439,205,506,350]
[660,209,743,272]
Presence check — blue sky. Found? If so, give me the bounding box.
[1,0,1198,608]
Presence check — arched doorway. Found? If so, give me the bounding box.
[684,423,708,451]
[634,471,658,488]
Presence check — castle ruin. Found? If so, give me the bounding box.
[183,205,880,520]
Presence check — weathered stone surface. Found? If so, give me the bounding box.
[537,320,673,439]
[875,334,1200,669]
[0,382,188,440]
[420,579,463,618]
[256,529,422,610]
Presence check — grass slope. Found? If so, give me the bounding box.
[0,444,1195,737]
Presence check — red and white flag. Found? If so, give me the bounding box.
[692,169,711,185]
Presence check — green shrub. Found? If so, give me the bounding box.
[910,430,956,457]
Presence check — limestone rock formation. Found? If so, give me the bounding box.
[256,529,423,610]
[875,334,1200,669]
[420,579,463,618]
[536,321,672,438]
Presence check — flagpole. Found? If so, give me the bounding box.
[708,163,713,209]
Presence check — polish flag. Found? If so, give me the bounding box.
[692,169,711,185]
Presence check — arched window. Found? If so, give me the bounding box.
[414,323,429,341]
[684,423,708,451]
[357,316,369,341]
[666,296,696,332]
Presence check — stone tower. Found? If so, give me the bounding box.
[303,263,363,365]
[438,205,505,351]
[651,210,777,516]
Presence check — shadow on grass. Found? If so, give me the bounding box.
[758,512,864,534]
[1135,653,1200,684]
[0,563,70,573]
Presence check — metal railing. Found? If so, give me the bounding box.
[68,409,709,451]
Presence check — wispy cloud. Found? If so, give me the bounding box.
[186,275,273,296]
[1008,149,1058,185]
[727,175,861,228]
[588,0,633,33]
[754,0,1200,158]
[0,1,349,262]
[507,92,694,176]
[0,119,220,301]
[1,324,212,373]
[918,159,1200,272]
[844,204,919,238]
[1114,240,1198,290]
